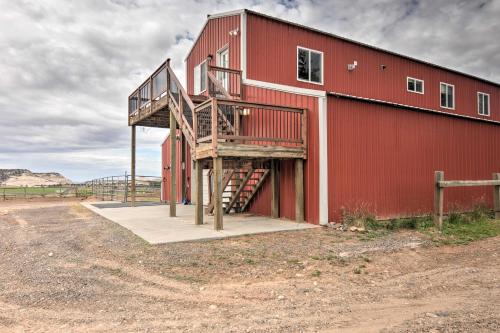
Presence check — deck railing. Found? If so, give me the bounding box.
[194,98,307,151]
[207,65,242,99]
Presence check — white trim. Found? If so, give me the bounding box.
[477,91,490,116]
[329,91,500,125]
[406,76,424,94]
[208,9,245,19]
[194,60,207,95]
[243,78,326,97]
[216,44,229,64]
[297,46,324,85]
[318,96,329,225]
[240,11,247,80]
[439,82,455,110]
[185,10,245,61]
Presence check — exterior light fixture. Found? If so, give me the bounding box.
[347,60,358,71]
[240,108,250,116]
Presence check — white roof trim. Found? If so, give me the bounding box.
[184,9,245,62]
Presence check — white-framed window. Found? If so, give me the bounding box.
[297,46,323,85]
[478,92,490,116]
[440,82,455,109]
[407,77,424,94]
[194,60,207,95]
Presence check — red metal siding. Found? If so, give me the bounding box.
[161,132,192,203]
[327,96,500,222]
[243,85,320,223]
[186,15,241,95]
[246,13,499,122]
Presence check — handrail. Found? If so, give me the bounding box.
[217,99,305,113]
[208,65,242,75]
[207,71,232,99]
[166,59,196,112]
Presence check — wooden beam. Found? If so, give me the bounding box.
[213,157,223,230]
[271,160,279,218]
[433,171,444,229]
[438,179,500,187]
[169,110,177,217]
[295,159,304,223]
[131,125,136,207]
[181,133,187,202]
[494,173,500,219]
[195,161,204,225]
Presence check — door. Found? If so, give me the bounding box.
[217,47,229,92]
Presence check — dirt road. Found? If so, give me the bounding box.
[0,201,498,332]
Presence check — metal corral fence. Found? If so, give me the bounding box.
[0,184,92,201]
[86,174,162,202]
[1,174,162,202]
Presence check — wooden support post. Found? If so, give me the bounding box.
[271,160,280,218]
[195,161,204,225]
[170,110,177,217]
[181,134,187,202]
[213,157,223,230]
[494,173,500,219]
[131,126,136,207]
[433,171,444,228]
[295,159,304,223]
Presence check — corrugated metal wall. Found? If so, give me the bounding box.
[186,15,241,95]
[243,85,319,223]
[247,13,499,122]
[161,132,192,203]
[327,96,500,222]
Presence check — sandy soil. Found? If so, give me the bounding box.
[0,201,498,332]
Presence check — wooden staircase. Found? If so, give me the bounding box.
[207,167,270,214]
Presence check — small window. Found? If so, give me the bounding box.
[297,47,323,84]
[407,77,424,94]
[194,61,207,95]
[440,82,455,109]
[478,92,490,116]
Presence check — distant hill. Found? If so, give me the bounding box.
[0,169,72,187]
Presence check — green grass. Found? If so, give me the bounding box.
[0,186,93,198]
[343,205,500,245]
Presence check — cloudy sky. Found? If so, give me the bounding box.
[0,0,499,182]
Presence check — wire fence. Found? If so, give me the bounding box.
[85,174,161,202]
[0,174,161,202]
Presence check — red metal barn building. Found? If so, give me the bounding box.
[130,9,500,228]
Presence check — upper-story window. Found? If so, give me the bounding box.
[478,92,490,116]
[194,60,207,95]
[297,46,323,85]
[407,77,424,94]
[440,82,455,109]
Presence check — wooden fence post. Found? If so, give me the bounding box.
[433,171,444,229]
[494,173,500,219]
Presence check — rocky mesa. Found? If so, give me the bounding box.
[0,169,72,187]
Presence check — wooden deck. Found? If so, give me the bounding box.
[195,142,305,160]
[127,58,307,230]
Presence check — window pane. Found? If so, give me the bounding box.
[440,84,447,107]
[415,80,423,93]
[408,79,415,91]
[200,62,207,92]
[479,94,484,115]
[484,95,489,115]
[298,49,309,80]
[310,51,322,83]
[447,86,454,108]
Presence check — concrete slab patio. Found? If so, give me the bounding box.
[82,202,317,244]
